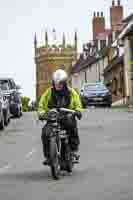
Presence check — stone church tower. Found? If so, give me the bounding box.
[34,31,78,101]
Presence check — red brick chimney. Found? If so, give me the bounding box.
[110,0,123,32]
[92,11,105,41]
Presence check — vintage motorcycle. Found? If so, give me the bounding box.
[41,108,79,180]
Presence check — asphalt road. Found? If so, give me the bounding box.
[0,109,133,200]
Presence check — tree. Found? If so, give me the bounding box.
[21,96,30,112]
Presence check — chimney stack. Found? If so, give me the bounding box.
[92,11,105,41]
[118,0,120,6]
[110,0,123,32]
[112,0,115,6]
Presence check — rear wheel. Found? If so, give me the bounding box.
[49,137,60,180]
[66,158,73,173]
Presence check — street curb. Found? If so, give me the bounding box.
[84,106,130,112]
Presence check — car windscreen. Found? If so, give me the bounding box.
[84,83,107,91]
[0,80,9,91]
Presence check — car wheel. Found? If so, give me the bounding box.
[4,112,9,126]
[81,100,87,108]
[20,110,22,117]
[15,108,21,118]
[7,109,11,124]
[106,103,111,108]
[0,113,5,130]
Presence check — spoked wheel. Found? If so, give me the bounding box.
[49,137,60,180]
[66,159,73,173]
[66,147,73,173]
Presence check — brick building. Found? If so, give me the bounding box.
[71,0,125,104]
[110,0,123,32]
[92,0,123,50]
[93,11,105,42]
[34,31,77,101]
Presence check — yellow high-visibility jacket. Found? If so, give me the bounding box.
[38,87,83,114]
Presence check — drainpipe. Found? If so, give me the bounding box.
[98,61,101,82]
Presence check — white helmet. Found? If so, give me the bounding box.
[52,69,68,84]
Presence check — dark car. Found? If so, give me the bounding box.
[0,89,10,129]
[80,82,112,108]
[0,78,22,118]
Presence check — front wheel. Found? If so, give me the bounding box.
[66,146,73,173]
[49,137,60,180]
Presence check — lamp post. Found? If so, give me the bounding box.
[95,53,101,82]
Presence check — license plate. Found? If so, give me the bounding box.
[93,98,103,101]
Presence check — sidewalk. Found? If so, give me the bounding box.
[111,98,128,110]
[112,98,127,107]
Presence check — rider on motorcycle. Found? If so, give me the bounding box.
[38,69,83,165]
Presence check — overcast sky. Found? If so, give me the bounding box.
[0,0,132,100]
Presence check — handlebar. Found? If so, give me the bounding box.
[38,108,81,121]
[51,107,76,113]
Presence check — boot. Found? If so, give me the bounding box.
[72,150,80,161]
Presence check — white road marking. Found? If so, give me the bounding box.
[0,164,12,173]
[25,149,36,159]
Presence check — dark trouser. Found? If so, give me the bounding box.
[41,120,80,159]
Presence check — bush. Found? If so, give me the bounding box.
[21,96,30,112]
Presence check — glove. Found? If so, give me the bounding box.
[38,112,47,121]
[75,111,82,120]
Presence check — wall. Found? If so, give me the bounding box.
[35,46,77,100]
[104,62,125,102]
[123,38,131,97]
[123,37,133,104]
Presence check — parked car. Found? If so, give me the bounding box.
[0,78,22,118]
[80,82,112,108]
[0,89,10,130]
[0,95,4,130]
